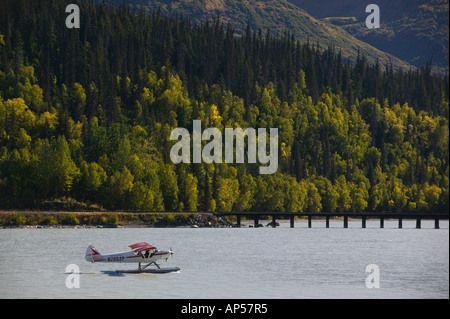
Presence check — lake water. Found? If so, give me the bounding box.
[0,219,448,299]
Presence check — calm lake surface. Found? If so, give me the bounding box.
[0,219,448,299]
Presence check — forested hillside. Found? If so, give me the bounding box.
[0,0,448,213]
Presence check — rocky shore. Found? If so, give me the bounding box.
[186,214,236,228]
[0,211,238,229]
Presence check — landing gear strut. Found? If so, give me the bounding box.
[138,261,161,271]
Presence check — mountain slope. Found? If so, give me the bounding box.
[288,0,449,73]
[121,0,412,70]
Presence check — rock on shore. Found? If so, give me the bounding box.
[187,215,236,228]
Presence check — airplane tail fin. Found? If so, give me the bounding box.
[85,244,102,262]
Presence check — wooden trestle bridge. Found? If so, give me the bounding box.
[213,211,449,229]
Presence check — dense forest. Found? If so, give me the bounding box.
[0,0,448,213]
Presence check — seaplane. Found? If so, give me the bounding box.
[85,242,180,273]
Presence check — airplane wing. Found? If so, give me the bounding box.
[129,242,157,253]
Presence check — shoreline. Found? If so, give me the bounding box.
[0,211,237,229]
[2,211,446,229]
